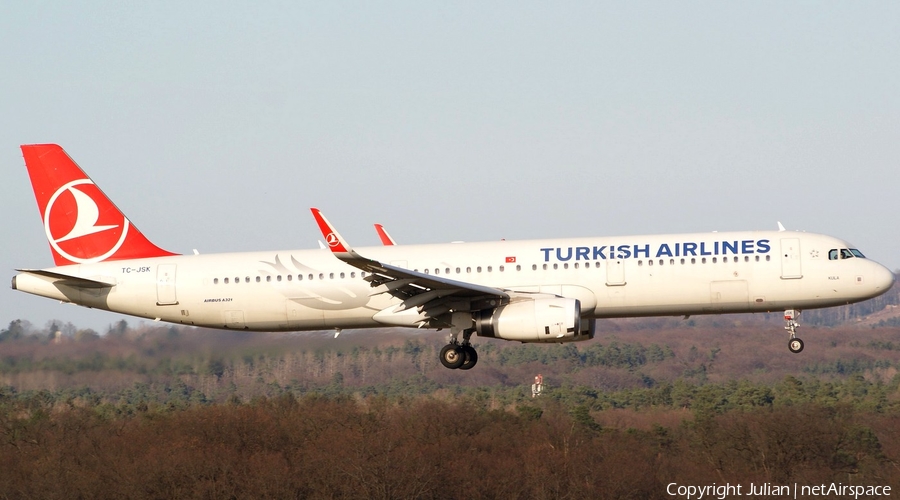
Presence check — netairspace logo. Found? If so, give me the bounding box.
[666,482,892,499]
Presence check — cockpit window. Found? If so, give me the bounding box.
[831,248,865,260]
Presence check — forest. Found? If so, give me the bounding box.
[1,285,899,498]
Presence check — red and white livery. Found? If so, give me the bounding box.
[13,144,895,369]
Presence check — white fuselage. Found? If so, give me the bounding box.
[14,230,895,332]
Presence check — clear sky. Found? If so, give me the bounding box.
[2,1,898,333]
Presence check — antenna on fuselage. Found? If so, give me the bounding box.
[777,221,786,232]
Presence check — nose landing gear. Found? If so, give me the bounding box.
[785,309,803,353]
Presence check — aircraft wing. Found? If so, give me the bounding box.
[311,209,508,307]
[16,269,116,289]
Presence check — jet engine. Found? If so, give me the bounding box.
[474,297,594,343]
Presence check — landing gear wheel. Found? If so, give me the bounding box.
[458,345,478,370]
[783,310,804,354]
[440,344,466,369]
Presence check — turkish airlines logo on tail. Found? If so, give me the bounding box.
[325,233,340,248]
[44,179,130,263]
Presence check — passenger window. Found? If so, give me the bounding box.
[287,275,292,281]
[277,275,282,282]
[766,255,771,261]
[680,258,685,264]
[340,272,345,278]
[445,268,450,274]
[308,274,313,280]
[638,260,643,266]
[456,267,461,274]
[659,259,664,266]
[351,272,356,278]
[563,263,568,269]
[670,259,675,265]
[595,262,601,268]
[477,267,482,273]
[224,278,229,284]
[648,260,653,266]
[702,258,707,264]
[755,256,760,262]
[319,273,324,280]
[467,267,472,273]
[744,256,749,262]
[330,273,334,279]
[691,258,696,264]
[435,269,440,275]
[574,263,579,269]
[256,276,261,283]
[499,265,504,272]
[542,264,548,270]
[266,276,272,282]
[712,257,717,263]
[235,277,240,283]
[214,278,219,284]
[517,265,522,271]
[553,264,558,270]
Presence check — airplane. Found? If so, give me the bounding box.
[12,144,896,370]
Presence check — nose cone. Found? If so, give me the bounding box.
[874,263,896,292]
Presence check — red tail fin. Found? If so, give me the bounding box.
[21,144,178,266]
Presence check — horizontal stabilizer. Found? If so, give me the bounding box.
[15,269,116,289]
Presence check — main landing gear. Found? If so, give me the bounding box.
[440,328,478,370]
[784,309,804,353]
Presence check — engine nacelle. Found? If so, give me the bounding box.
[475,297,593,343]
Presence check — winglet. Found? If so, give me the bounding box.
[310,208,351,253]
[374,224,397,246]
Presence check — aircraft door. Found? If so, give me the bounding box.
[606,259,625,286]
[157,264,178,305]
[780,238,803,279]
[223,310,245,329]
